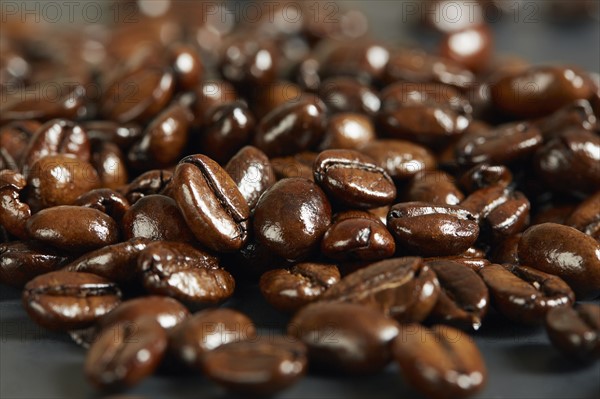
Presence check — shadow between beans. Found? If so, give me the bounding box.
[504,343,592,374]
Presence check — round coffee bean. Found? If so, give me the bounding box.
[168,43,204,91]
[121,169,173,205]
[545,304,600,362]
[440,24,493,73]
[321,218,395,261]
[224,146,275,210]
[319,113,375,150]
[218,35,278,87]
[0,241,71,287]
[458,163,513,194]
[74,189,130,225]
[319,77,380,115]
[100,296,190,331]
[90,140,128,190]
[359,139,436,181]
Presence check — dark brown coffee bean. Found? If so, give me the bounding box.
[518,223,600,299]
[426,260,489,330]
[388,202,479,256]
[26,206,119,252]
[319,77,380,115]
[491,66,594,118]
[121,169,173,204]
[321,41,390,82]
[489,233,521,265]
[83,121,143,149]
[425,255,490,273]
[122,195,195,243]
[85,316,167,391]
[190,80,238,128]
[0,120,40,163]
[218,36,278,87]
[535,100,597,140]
[74,189,130,225]
[458,163,513,194]
[545,304,600,362]
[319,113,375,151]
[0,170,30,239]
[22,271,121,331]
[100,296,190,331]
[289,302,399,374]
[225,146,275,210]
[404,171,464,205]
[259,263,341,312]
[169,309,256,369]
[138,241,234,304]
[440,24,493,73]
[480,264,575,324]
[90,140,128,190]
[359,139,436,181]
[26,155,100,212]
[321,218,395,261]
[271,152,317,181]
[0,148,17,171]
[63,238,150,283]
[0,241,71,287]
[392,324,487,399]
[168,43,204,91]
[202,336,306,395]
[172,154,250,252]
[565,191,600,239]
[251,80,303,120]
[253,97,327,157]
[321,257,440,323]
[254,178,331,261]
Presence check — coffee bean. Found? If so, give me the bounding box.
[172,154,250,252]
[26,206,119,252]
[83,121,143,149]
[74,189,130,225]
[440,24,493,73]
[545,304,600,362]
[518,223,600,299]
[319,113,375,150]
[480,264,575,324]
[85,316,167,390]
[392,324,487,399]
[425,255,490,273]
[321,257,440,322]
[253,178,331,261]
[168,43,203,91]
[190,80,238,128]
[259,263,340,312]
[289,302,399,374]
[458,163,513,194]
[489,234,521,265]
[0,241,71,287]
[225,146,275,210]
[319,77,380,115]
[22,271,121,331]
[404,171,464,205]
[251,81,303,120]
[218,35,278,87]
[271,152,316,181]
[359,139,436,181]
[0,169,30,239]
[90,140,129,190]
[202,336,307,395]
[321,41,390,83]
[535,99,597,140]
[99,296,190,331]
[121,169,173,204]
[321,218,395,261]
[565,191,600,239]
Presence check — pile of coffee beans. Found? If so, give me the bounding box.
[1,1,599,397]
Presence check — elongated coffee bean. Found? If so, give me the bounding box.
[545,304,600,362]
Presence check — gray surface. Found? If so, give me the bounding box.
[2,1,600,398]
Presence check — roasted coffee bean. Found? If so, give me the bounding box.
[404,171,464,205]
[172,154,250,252]
[90,140,128,190]
[99,296,190,331]
[456,122,543,166]
[480,264,575,324]
[535,100,597,140]
[332,209,382,224]
[26,155,100,212]
[534,129,600,195]
[74,189,130,225]
[565,191,600,239]
[319,77,380,115]
[199,101,255,164]
[321,218,395,261]
[83,121,143,149]
[440,24,493,73]
[26,206,119,252]
[251,80,303,120]
[138,241,234,304]
[218,35,278,87]
[392,324,487,399]
[122,195,195,243]
[321,41,390,82]
[359,139,436,181]
[0,120,40,163]
[253,178,331,261]
[121,169,173,204]
[387,202,479,256]
[289,302,399,374]
[169,309,256,368]
[190,80,238,128]
[0,148,17,171]
[321,257,440,322]
[491,66,594,118]
[319,113,375,151]
[85,316,167,391]
[0,169,30,239]
[518,223,600,299]
[313,149,396,208]
[259,263,340,312]
[271,152,316,181]
[0,241,71,287]
[426,260,489,330]
[168,43,204,91]
[22,271,121,331]
[545,304,600,362]
[458,163,513,194]
[489,234,521,265]
[63,238,150,283]
[253,97,327,157]
[425,255,490,273]
[225,146,275,210]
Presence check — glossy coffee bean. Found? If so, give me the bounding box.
[440,24,493,73]
[26,155,101,212]
[518,223,600,299]
[259,263,341,312]
[122,195,195,243]
[535,100,597,140]
[90,140,128,190]
[85,316,167,391]
[190,80,238,128]
[99,296,190,331]
[321,41,390,82]
[491,66,594,118]
[218,36,278,87]
[319,77,380,115]
[254,178,332,261]
[26,205,119,252]
[83,121,143,149]
[319,113,375,150]
[22,271,121,331]
[322,257,440,322]
[0,170,30,239]
[0,241,71,287]
[253,98,327,157]
[426,260,489,330]
[388,202,479,256]
[545,304,600,362]
[225,146,275,210]
[74,189,130,225]
[169,309,256,368]
[121,169,173,204]
[480,264,575,324]
[138,241,234,304]
[458,163,512,194]
[172,154,250,252]
[289,302,399,374]
[565,191,600,239]
[359,139,436,181]
[63,238,150,283]
[321,218,395,261]
[251,80,303,120]
[168,43,204,91]
[202,336,306,396]
[404,171,464,205]
[271,152,316,181]
[425,255,490,273]
[392,324,487,399]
